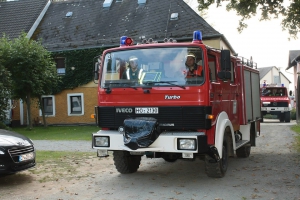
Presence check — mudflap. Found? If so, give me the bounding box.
[123,117,161,150]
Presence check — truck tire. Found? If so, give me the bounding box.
[113,151,141,174]
[285,111,291,123]
[205,136,228,178]
[236,144,251,158]
[279,113,285,122]
[163,158,177,162]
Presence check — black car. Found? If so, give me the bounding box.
[0,129,36,175]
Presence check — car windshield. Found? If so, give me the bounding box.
[100,47,205,88]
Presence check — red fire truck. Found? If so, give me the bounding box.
[92,31,261,178]
[260,84,291,122]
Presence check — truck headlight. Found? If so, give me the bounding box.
[261,107,267,111]
[178,139,196,150]
[94,136,110,147]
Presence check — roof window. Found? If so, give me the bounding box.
[65,12,73,18]
[138,0,147,4]
[103,0,113,8]
[170,13,178,20]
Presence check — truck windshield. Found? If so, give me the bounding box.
[100,47,204,88]
[261,87,287,96]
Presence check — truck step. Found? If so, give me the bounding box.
[235,140,250,149]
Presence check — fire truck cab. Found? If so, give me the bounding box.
[92,31,261,178]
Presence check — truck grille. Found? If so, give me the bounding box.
[97,106,212,130]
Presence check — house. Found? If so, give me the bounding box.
[286,50,300,93]
[258,66,291,89]
[1,0,238,126]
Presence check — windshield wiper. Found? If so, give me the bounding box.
[143,81,186,89]
[104,82,138,91]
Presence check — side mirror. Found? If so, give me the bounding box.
[289,90,292,96]
[220,50,231,71]
[94,62,99,80]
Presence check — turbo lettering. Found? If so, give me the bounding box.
[165,95,180,100]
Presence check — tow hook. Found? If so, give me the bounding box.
[207,146,220,162]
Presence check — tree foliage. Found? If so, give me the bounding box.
[1,33,60,128]
[197,0,300,39]
[0,37,12,127]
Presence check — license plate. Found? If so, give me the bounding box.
[19,152,34,162]
[135,107,158,114]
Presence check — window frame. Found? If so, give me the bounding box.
[39,95,55,117]
[67,93,84,116]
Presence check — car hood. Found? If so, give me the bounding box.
[0,129,33,147]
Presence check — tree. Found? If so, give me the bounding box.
[1,33,60,129]
[197,0,300,39]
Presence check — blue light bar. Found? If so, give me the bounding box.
[120,36,128,46]
[193,30,202,42]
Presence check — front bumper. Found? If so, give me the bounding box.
[92,130,208,154]
[261,107,290,113]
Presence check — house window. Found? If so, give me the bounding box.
[40,95,55,116]
[55,57,66,75]
[67,93,84,116]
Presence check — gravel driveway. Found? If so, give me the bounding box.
[1,119,299,200]
[33,140,95,152]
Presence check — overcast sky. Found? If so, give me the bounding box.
[186,0,300,88]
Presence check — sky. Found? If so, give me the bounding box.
[186,0,300,89]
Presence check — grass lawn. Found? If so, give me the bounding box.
[290,125,300,152]
[11,126,100,141]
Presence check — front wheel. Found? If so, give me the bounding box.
[113,151,141,174]
[205,137,228,178]
[285,111,290,123]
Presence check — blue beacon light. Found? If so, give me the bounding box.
[192,30,202,43]
[120,36,128,46]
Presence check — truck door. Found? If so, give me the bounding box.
[208,54,222,121]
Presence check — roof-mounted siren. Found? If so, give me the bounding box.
[163,38,177,43]
[192,30,202,44]
[120,36,133,47]
[103,0,113,8]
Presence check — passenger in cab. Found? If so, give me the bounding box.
[184,53,203,78]
[122,56,143,80]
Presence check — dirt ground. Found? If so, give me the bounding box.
[0,121,300,200]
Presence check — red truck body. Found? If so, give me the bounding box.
[92,31,261,178]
